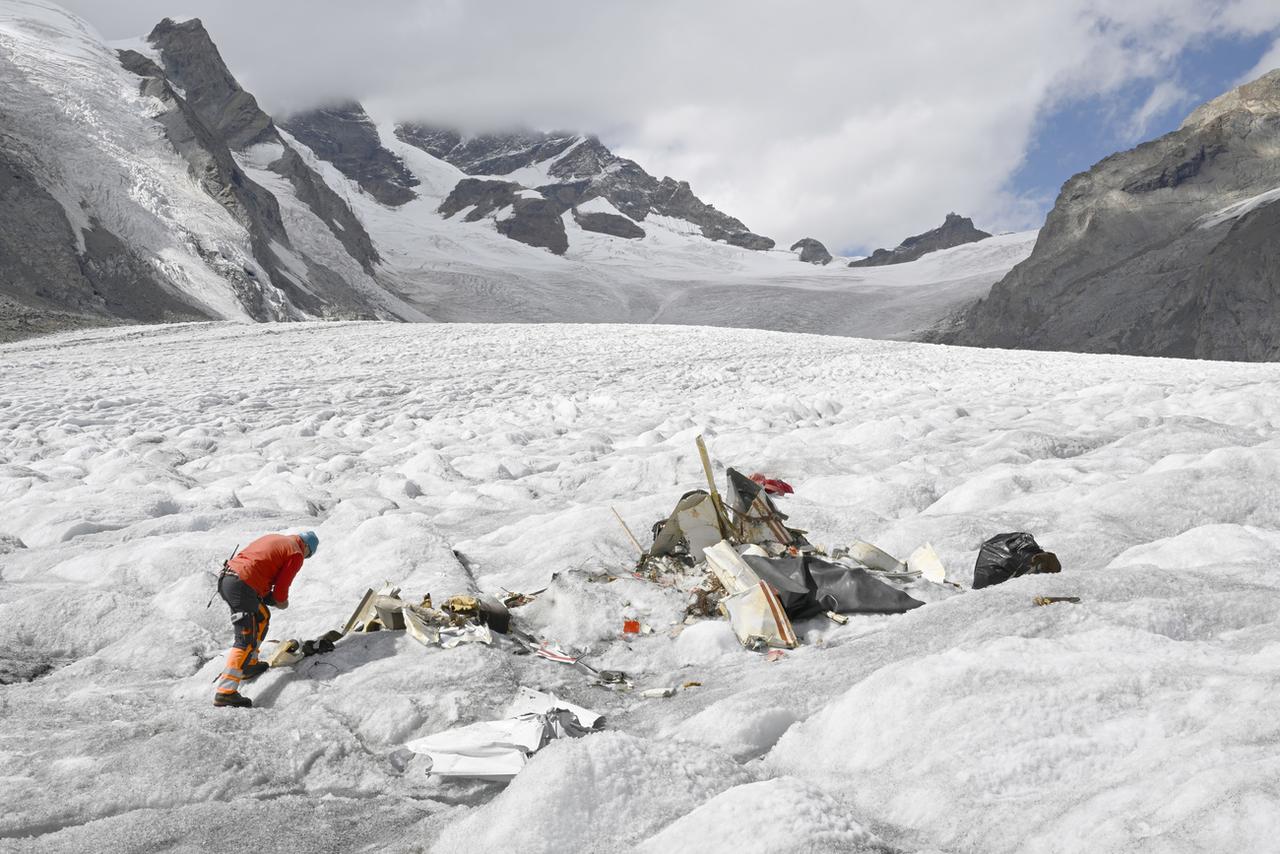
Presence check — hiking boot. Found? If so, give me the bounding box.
[242,661,270,680]
[213,691,253,709]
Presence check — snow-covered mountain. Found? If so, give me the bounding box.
[3,321,1278,851]
[951,70,1280,360]
[0,2,1031,343]
[389,122,777,250]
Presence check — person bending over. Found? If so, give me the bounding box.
[213,531,318,708]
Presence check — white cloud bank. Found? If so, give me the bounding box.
[60,0,1280,250]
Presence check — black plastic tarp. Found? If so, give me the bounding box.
[808,557,926,615]
[743,553,924,618]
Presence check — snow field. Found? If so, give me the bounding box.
[1,321,1279,852]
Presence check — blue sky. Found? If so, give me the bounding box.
[1011,31,1278,218]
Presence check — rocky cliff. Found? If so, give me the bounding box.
[849,213,990,267]
[148,18,382,275]
[949,71,1280,360]
[280,102,419,207]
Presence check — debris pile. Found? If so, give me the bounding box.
[627,436,958,651]
[265,585,512,667]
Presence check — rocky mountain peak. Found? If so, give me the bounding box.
[147,17,381,272]
[147,18,275,150]
[948,68,1280,360]
[1181,68,1280,130]
[849,213,990,267]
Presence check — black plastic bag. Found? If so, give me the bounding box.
[972,532,1061,589]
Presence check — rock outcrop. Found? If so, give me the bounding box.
[790,238,832,265]
[950,70,1280,360]
[280,102,418,207]
[438,179,569,254]
[574,211,645,239]
[495,199,569,255]
[398,125,773,250]
[850,214,990,267]
[439,179,523,221]
[148,18,381,274]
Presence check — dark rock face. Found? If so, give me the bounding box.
[574,211,645,239]
[724,232,775,251]
[119,49,284,241]
[281,102,418,207]
[849,213,990,267]
[649,177,774,249]
[269,146,382,273]
[438,179,522,221]
[0,147,211,341]
[393,124,461,160]
[398,125,774,250]
[950,70,1280,360]
[496,199,569,255]
[438,180,569,254]
[790,238,832,265]
[147,18,380,273]
[147,18,275,150]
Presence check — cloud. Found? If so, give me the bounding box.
[58,0,1280,251]
[1122,81,1195,141]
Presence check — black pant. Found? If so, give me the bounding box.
[215,574,269,695]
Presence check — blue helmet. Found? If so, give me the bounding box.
[299,530,319,558]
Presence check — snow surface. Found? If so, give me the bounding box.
[2,321,1279,852]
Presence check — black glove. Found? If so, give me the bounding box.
[264,595,288,609]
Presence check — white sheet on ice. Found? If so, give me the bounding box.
[402,686,600,781]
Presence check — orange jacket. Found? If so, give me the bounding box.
[229,534,305,604]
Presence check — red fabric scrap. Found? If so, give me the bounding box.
[750,473,794,496]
